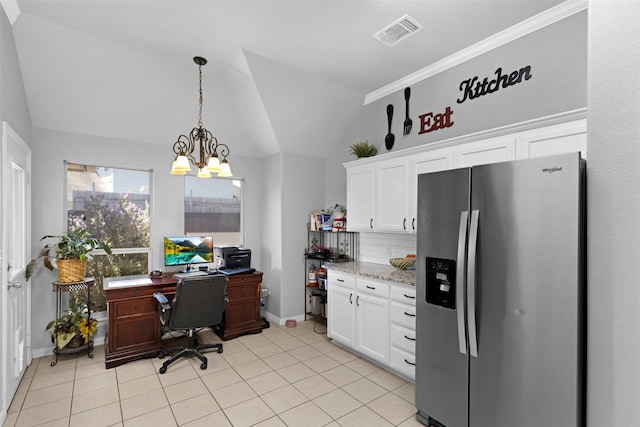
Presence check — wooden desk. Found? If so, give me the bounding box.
[104,271,263,369]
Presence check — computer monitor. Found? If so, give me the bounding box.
[164,236,214,271]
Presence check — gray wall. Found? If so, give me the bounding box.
[325,11,587,207]
[0,8,30,141]
[587,2,640,424]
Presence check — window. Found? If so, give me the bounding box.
[66,163,151,311]
[184,176,243,247]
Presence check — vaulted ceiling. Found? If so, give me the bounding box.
[8,0,563,159]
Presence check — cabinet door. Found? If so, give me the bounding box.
[409,149,454,233]
[327,284,355,347]
[454,135,515,167]
[346,163,375,231]
[376,158,410,232]
[515,119,587,159]
[355,291,389,364]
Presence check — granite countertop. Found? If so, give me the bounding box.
[325,261,416,286]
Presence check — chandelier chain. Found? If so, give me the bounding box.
[198,63,203,128]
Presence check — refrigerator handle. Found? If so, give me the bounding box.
[456,211,469,355]
[467,209,480,358]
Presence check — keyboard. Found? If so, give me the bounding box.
[174,271,208,279]
[219,267,255,276]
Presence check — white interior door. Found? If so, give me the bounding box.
[1,122,31,417]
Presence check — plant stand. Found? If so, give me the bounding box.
[51,278,95,366]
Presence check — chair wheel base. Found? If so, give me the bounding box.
[159,366,167,374]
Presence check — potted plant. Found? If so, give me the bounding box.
[46,302,97,349]
[349,140,377,158]
[26,229,111,282]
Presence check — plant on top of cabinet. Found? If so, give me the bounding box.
[349,140,377,158]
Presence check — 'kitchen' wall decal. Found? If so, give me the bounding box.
[457,65,533,104]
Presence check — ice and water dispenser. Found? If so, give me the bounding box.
[425,257,456,309]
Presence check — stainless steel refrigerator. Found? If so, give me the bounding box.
[415,152,586,427]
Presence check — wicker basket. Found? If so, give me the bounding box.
[57,259,87,283]
[65,334,85,348]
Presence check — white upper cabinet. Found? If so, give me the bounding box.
[408,149,455,233]
[376,158,410,232]
[515,119,587,159]
[345,118,586,233]
[346,163,375,231]
[453,135,516,167]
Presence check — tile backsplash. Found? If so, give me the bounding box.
[358,232,417,265]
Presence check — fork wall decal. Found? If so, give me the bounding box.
[403,87,412,136]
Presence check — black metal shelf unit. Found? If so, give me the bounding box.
[304,226,357,321]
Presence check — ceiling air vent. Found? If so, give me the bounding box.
[373,14,423,46]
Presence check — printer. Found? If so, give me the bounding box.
[215,245,252,270]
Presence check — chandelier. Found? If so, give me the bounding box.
[170,56,232,178]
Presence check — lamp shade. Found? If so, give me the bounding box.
[207,155,221,173]
[218,160,233,177]
[197,167,212,178]
[174,155,192,172]
[170,160,187,175]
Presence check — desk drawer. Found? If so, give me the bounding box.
[114,298,156,319]
[228,283,258,300]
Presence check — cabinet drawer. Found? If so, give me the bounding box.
[228,283,258,300]
[111,315,158,352]
[328,271,355,290]
[390,301,416,329]
[356,277,389,298]
[390,347,416,381]
[113,298,156,319]
[390,285,416,304]
[390,323,416,353]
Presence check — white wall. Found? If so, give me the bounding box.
[587,2,640,424]
[28,127,262,354]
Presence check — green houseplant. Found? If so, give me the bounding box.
[349,140,377,158]
[26,229,111,282]
[46,302,97,349]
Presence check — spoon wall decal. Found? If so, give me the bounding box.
[385,104,395,150]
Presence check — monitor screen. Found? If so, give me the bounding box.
[164,236,214,267]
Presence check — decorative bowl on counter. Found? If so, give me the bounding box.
[389,257,415,270]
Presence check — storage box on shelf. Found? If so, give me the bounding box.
[304,226,357,321]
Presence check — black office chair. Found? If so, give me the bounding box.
[153,275,227,374]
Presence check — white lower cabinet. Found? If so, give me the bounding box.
[328,270,416,381]
[354,278,389,365]
[327,271,356,348]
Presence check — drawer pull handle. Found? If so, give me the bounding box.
[404,312,416,317]
[366,285,375,290]
[356,295,360,307]
[404,335,416,341]
[404,359,416,366]
[349,293,353,304]
[403,294,416,299]
[337,278,345,282]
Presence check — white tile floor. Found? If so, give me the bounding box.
[4,320,422,427]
